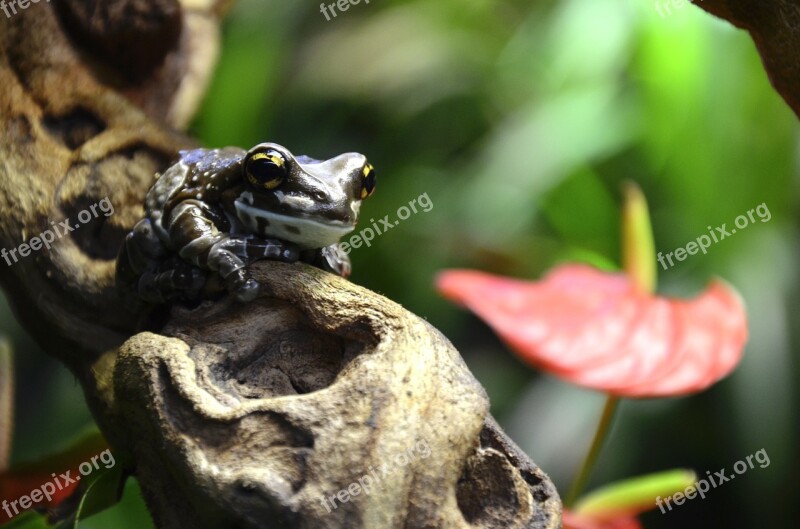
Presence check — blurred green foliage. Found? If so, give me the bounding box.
[3,0,797,527]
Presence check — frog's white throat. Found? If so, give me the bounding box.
[234,199,355,249]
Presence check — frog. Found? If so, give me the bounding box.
[116,142,376,303]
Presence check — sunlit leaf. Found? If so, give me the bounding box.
[574,469,696,518]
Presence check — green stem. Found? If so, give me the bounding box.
[564,183,651,507]
[565,395,620,507]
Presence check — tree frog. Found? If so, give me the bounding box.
[116,142,376,303]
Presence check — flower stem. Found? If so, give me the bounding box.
[565,395,620,507]
[565,183,651,507]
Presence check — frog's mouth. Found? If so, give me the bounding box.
[234,199,355,249]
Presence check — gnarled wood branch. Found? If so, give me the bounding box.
[108,263,561,528]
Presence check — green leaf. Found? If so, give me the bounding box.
[574,469,696,518]
[1,430,126,528]
[0,338,13,472]
[2,511,49,529]
[54,463,127,529]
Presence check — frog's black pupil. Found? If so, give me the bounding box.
[250,157,284,184]
[364,168,376,193]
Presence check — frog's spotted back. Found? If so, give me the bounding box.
[146,148,245,241]
[116,142,375,304]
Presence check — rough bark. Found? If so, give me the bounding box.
[0,1,562,528]
[108,263,561,528]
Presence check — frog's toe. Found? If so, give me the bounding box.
[234,278,261,302]
[135,264,206,303]
[278,245,300,262]
[173,267,206,290]
[257,240,299,262]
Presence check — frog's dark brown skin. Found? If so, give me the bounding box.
[1,0,790,528]
[117,143,375,303]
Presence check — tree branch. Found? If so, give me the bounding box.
[695,0,800,117]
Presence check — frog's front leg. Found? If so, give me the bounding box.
[168,200,299,302]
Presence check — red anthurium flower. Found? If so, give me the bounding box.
[0,433,110,524]
[562,510,641,529]
[436,263,747,397]
[0,469,80,523]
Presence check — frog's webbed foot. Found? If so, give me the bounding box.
[308,244,352,278]
[137,258,207,303]
[117,218,166,289]
[117,219,207,303]
[204,235,300,302]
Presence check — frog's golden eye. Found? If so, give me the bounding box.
[360,163,376,200]
[246,150,287,190]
